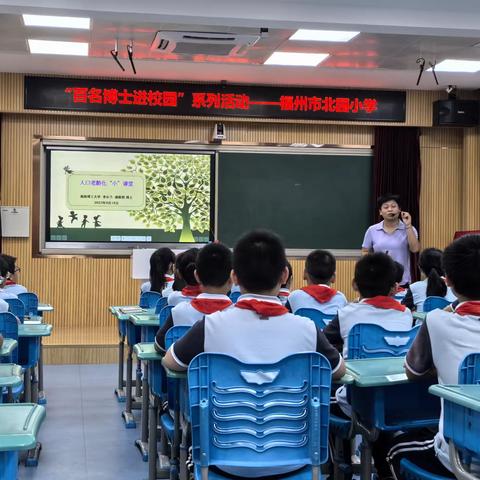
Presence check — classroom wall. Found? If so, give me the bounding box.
[0,73,478,363]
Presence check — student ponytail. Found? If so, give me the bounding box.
[150,248,175,293]
[176,248,199,287]
[419,248,447,297]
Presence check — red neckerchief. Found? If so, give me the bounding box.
[301,285,337,303]
[235,299,288,317]
[363,296,406,312]
[395,286,406,293]
[181,285,202,297]
[4,280,15,286]
[191,297,232,314]
[278,288,290,297]
[165,275,174,282]
[455,301,480,317]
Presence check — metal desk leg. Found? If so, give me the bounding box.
[122,345,136,428]
[148,396,170,479]
[115,334,126,402]
[359,437,372,480]
[31,365,39,404]
[135,362,149,461]
[23,367,32,403]
[37,341,47,405]
[135,359,143,400]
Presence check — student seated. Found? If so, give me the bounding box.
[387,234,480,479]
[0,257,17,301]
[402,247,457,312]
[278,260,292,305]
[393,261,407,300]
[167,248,200,306]
[155,243,233,352]
[0,255,27,296]
[287,249,347,315]
[163,230,345,477]
[140,248,175,296]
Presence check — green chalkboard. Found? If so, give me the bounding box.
[217,150,372,249]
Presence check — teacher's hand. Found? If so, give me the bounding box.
[401,211,412,227]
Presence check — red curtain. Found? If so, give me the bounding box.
[372,126,421,281]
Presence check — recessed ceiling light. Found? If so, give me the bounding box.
[290,29,359,42]
[28,39,89,56]
[431,59,480,72]
[264,51,329,66]
[23,14,90,29]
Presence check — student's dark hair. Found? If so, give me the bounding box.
[176,248,199,286]
[419,248,447,297]
[442,235,480,299]
[377,193,401,210]
[305,249,336,284]
[394,261,404,284]
[233,230,287,293]
[0,254,16,275]
[196,243,232,287]
[354,252,397,298]
[149,248,175,293]
[281,261,293,288]
[0,257,9,279]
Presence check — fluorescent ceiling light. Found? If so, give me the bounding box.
[23,14,90,29]
[28,39,89,56]
[290,29,359,42]
[431,59,480,72]
[264,51,329,66]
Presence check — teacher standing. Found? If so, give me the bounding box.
[362,194,420,285]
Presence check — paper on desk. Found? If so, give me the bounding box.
[386,373,407,382]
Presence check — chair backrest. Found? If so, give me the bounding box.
[139,291,163,309]
[423,296,451,313]
[155,296,168,314]
[5,298,25,323]
[348,324,420,359]
[295,308,334,330]
[229,291,241,304]
[159,305,174,327]
[188,352,331,478]
[165,325,190,349]
[0,312,19,362]
[17,292,39,317]
[459,353,480,384]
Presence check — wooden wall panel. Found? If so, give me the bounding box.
[462,127,480,230]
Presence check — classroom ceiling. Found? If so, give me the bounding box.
[1,0,480,91]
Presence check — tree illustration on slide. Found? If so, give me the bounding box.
[123,154,210,242]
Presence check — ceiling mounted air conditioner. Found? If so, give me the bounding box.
[151,31,261,56]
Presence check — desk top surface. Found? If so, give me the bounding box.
[0,404,46,451]
[412,312,426,323]
[0,363,23,388]
[38,303,53,312]
[129,313,159,326]
[134,342,164,360]
[346,357,408,387]
[0,338,18,356]
[429,385,480,413]
[18,324,53,337]
[110,306,152,321]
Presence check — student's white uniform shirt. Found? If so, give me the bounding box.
[171,293,233,327]
[141,280,174,298]
[409,279,457,312]
[230,284,241,294]
[0,298,8,312]
[406,305,480,472]
[288,286,347,315]
[3,284,27,296]
[337,300,413,358]
[0,290,17,300]
[167,290,193,306]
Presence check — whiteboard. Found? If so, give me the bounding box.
[131,248,185,279]
[1,206,30,237]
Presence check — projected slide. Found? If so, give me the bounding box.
[48,149,213,243]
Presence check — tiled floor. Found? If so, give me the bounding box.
[18,364,148,480]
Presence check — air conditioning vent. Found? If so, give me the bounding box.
[151,31,260,56]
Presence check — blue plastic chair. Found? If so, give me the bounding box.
[295,308,334,329]
[188,352,332,480]
[139,291,163,309]
[155,297,168,314]
[4,298,25,323]
[159,306,173,327]
[17,292,39,317]
[423,296,451,313]
[0,312,19,364]
[229,291,241,304]
[347,324,420,359]
[459,353,480,384]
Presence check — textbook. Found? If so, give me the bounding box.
[119,306,145,314]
